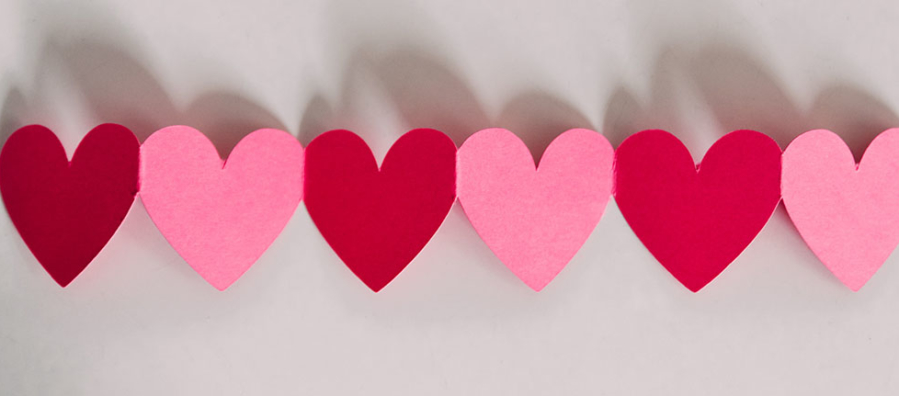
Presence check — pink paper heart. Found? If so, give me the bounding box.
[457,128,614,291]
[783,129,899,291]
[140,126,304,290]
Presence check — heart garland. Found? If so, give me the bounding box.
[3,124,899,292]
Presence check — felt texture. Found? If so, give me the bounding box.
[140,126,304,290]
[782,129,899,291]
[0,124,140,286]
[304,129,456,292]
[614,129,782,292]
[457,128,614,291]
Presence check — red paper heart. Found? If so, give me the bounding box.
[0,124,139,286]
[614,130,781,292]
[304,129,456,292]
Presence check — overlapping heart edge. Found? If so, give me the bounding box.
[1,123,897,293]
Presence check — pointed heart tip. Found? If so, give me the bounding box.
[54,278,74,288]
[831,270,875,292]
[844,279,867,292]
[360,277,390,292]
[522,278,550,292]
[49,270,81,288]
[205,277,238,291]
[684,281,708,293]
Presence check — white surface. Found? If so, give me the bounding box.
[2,0,899,394]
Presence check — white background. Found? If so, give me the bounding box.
[2,0,899,394]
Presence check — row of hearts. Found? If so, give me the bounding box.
[0,124,892,293]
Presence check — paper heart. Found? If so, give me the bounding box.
[0,124,139,286]
[783,129,899,291]
[457,128,613,291]
[140,126,303,290]
[614,130,782,292]
[304,129,456,292]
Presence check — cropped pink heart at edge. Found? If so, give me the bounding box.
[783,129,899,291]
[457,128,614,291]
[140,126,304,290]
